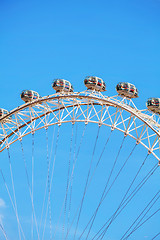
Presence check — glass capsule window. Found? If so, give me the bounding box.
[155,98,159,103]
[53,81,57,87]
[116,83,121,90]
[147,100,152,106]
[25,90,30,94]
[3,110,8,115]
[97,79,102,86]
[33,92,38,99]
[130,84,135,93]
[91,77,96,85]
[124,83,129,89]
[59,80,64,86]
[84,78,92,84]
[147,98,159,106]
[27,91,32,98]
[117,83,126,90]
[102,82,106,90]
[151,99,156,105]
[65,82,70,89]
[153,99,159,106]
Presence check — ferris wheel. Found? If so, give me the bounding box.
[0,77,160,240]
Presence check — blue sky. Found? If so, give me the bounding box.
[0,0,160,239]
[1,0,160,108]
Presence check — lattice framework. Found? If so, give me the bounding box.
[0,91,160,163]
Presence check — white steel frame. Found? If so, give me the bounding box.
[0,90,160,163]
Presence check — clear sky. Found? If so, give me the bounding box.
[0,0,160,239]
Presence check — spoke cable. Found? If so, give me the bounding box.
[7,148,21,240]
[20,140,40,240]
[67,124,78,230]
[0,223,8,240]
[42,126,60,240]
[100,153,149,239]
[31,133,34,240]
[39,126,56,234]
[152,232,160,240]
[78,129,113,239]
[1,96,160,240]
[92,159,158,240]
[124,207,160,240]
[73,126,101,240]
[0,169,25,240]
[46,128,52,240]
[120,189,160,240]
[62,124,74,239]
[59,124,87,240]
[87,130,113,192]
[85,140,136,240]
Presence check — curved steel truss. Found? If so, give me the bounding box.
[0,90,160,162]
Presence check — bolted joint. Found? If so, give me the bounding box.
[136,139,140,145]
[31,129,35,135]
[111,125,115,131]
[58,121,61,126]
[98,121,102,127]
[72,118,75,125]
[19,137,22,142]
[148,149,152,154]
[124,131,128,137]
[85,119,89,125]
[6,144,9,149]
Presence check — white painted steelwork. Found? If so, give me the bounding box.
[0,90,160,163]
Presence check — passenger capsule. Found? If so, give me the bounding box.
[116,82,138,98]
[0,108,11,120]
[84,76,106,92]
[146,98,160,114]
[21,90,41,103]
[52,79,73,93]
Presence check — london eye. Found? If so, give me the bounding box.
[0,77,160,239]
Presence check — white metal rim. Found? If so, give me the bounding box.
[0,91,160,163]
